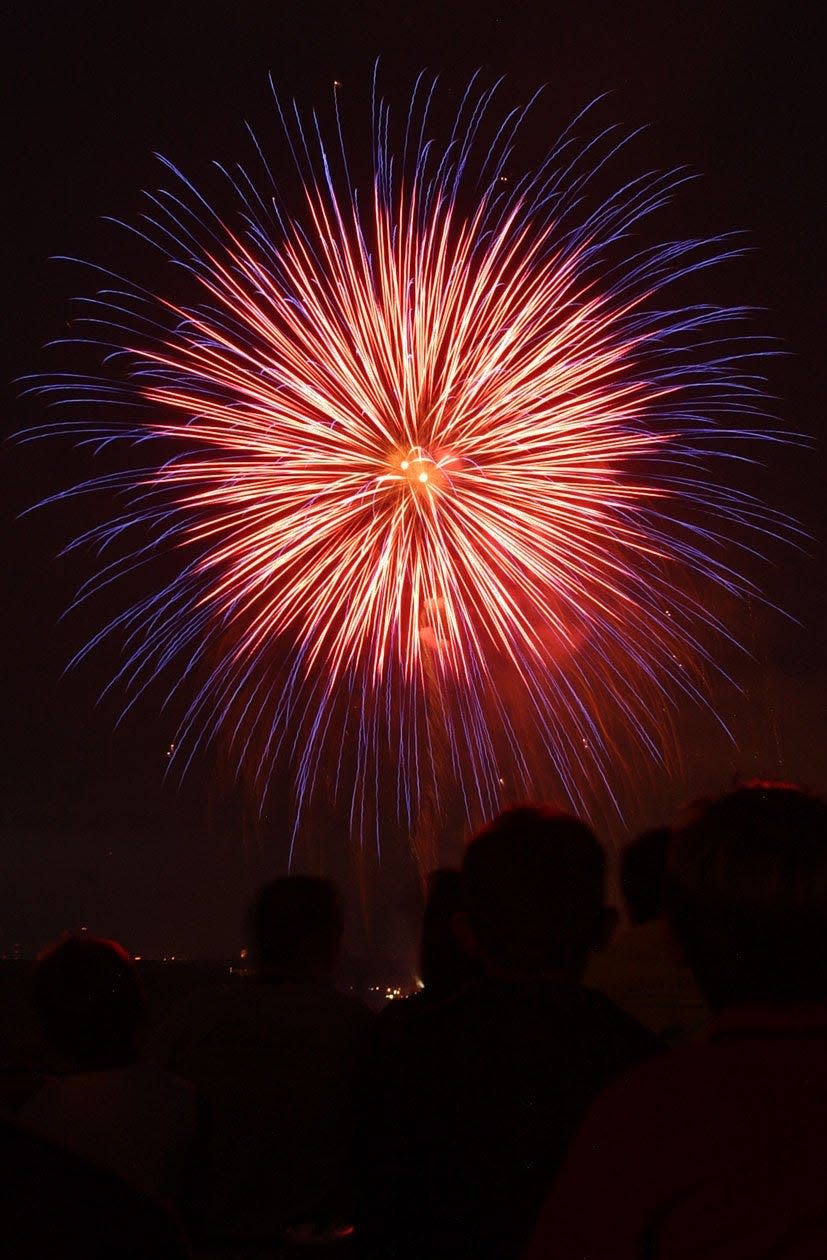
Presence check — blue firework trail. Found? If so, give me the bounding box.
[22,72,798,863]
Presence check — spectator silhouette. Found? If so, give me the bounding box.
[149,876,372,1252]
[356,805,659,1260]
[585,826,709,1042]
[622,826,672,925]
[525,781,827,1259]
[18,936,204,1217]
[0,1119,190,1258]
[377,869,483,1042]
[419,867,484,1001]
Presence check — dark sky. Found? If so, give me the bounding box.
[2,1,824,958]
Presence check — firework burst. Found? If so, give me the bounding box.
[28,73,792,861]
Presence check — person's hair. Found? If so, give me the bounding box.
[461,805,606,975]
[34,936,144,1069]
[248,876,344,974]
[420,868,482,995]
[666,781,827,1009]
[621,826,672,924]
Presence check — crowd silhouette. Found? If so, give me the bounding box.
[3,779,827,1257]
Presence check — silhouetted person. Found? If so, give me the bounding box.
[0,1119,190,1258]
[419,868,483,998]
[356,805,659,1260]
[525,781,827,1259]
[378,869,483,1040]
[585,825,708,1042]
[622,826,672,925]
[149,876,372,1251]
[19,936,204,1216]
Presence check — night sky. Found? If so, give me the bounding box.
[2,2,824,959]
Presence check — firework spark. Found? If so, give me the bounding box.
[28,74,792,860]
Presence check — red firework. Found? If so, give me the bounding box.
[29,77,791,861]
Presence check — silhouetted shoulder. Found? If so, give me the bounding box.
[525,1006,827,1260]
[0,1120,189,1259]
[405,976,660,1058]
[151,978,371,1062]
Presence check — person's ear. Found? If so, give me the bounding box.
[451,909,479,958]
[593,905,619,951]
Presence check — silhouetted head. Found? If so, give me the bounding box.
[666,781,827,1010]
[34,936,144,1070]
[460,805,609,978]
[621,826,672,924]
[248,876,344,980]
[419,868,482,997]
